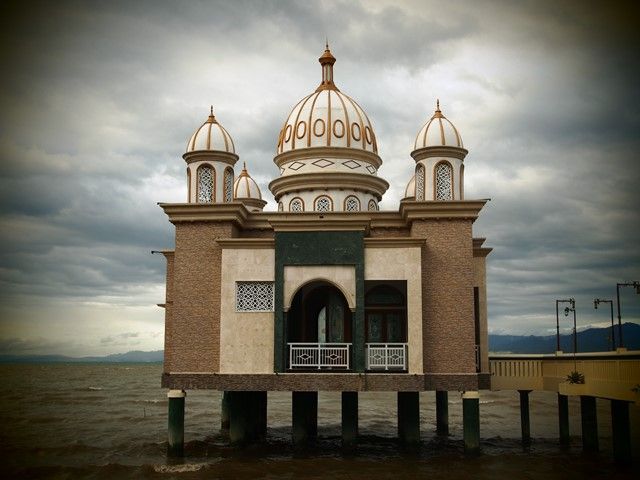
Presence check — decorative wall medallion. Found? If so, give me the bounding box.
[312,158,334,168]
[366,165,376,174]
[342,160,360,170]
[289,161,305,171]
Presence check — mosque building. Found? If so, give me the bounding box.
[157,44,491,454]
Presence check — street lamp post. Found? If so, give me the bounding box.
[616,281,640,349]
[555,298,575,353]
[594,298,615,351]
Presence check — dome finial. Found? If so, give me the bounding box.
[434,99,443,118]
[208,105,217,122]
[436,99,440,112]
[316,42,339,92]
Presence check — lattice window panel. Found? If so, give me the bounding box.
[224,169,233,202]
[236,282,274,312]
[290,199,303,212]
[345,196,360,212]
[197,166,213,203]
[368,199,378,211]
[435,163,453,200]
[415,164,425,201]
[315,196,331,212]
[278,202,283,212]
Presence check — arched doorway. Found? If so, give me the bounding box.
[287,281,352,370]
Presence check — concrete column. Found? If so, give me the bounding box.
[558,393,569,445]
[611,399,631,464]
[292,391,318,445]
[167,389,186,457]
[227,391,264,444]
[256,391,268,438]
[397,391,420,445]
[220,391,230,432]
[519,390,532,446]
[341,391,358,447]
[580,396,599,452]
[462,391,480,454]
[435,390,449,436]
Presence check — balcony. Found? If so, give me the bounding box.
[366,343,408,371]
[288,343,351,370]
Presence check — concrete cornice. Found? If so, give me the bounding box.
[268,172,389,200]
[182,150,239,166]
[399,200,489,222]
[364,237,425,248]
[274,146,383,169]
[269,212,371,232]
[158,202,249,226]
[410,146,468,162]
[217,239,275,249]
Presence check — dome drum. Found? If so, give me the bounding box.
[269,172,388,203]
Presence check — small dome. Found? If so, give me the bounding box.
[186,107,235,154]
[414,100,463,150]
[276,45,378,155]
[404,174,416,198]
[233,163,262,200]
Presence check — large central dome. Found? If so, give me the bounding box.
[270,45,388,213]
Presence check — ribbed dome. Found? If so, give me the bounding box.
[233,163,262,200]
[186,107,235,154]
[414,101,463,150]
[276,46,377,155]
[404,173,416,198]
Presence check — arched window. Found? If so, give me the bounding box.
[187,167,192,202]
[368,199,378,211]
[459,164,464,200]
[224,168,234,202]
[289,198,304,212]
[197,165,214,203]
[278,201,283,212]
[415,164,425,201]
[344,196,360,212]
[435,162,453,200]
[314,195,332,212]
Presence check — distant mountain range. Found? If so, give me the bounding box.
[0,324,638,363]
[489,322,640,354]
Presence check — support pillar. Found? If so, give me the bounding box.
[580,396,599,452]
[256,391,268,438]
[462,391,480,454]
[228,391,265,444]
[220,391,230,432]
[292,391,318,445]
[341,391,358,447]
[611,399,631,464]
[167,389,186,457]
[519,390,532,446]
[435,390,449,436]
[397,391,420,445]
[558,393,569,445]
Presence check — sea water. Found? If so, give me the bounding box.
[0,363,637,479]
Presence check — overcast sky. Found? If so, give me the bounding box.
[0,0,638,356]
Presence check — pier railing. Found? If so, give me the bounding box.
[366,343,408,370]
[288,343,351,370]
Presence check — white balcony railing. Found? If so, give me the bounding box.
[366,343,408,370]
[288,343,351,370]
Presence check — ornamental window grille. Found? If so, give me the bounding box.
[415,164,425,201]
[224,168,234,202]
[290,198,303,212]
[368,199,378,211]
[278,202,283,212]
[315,196,331,212]
[345,196,360,212]
[435,162,453,200]
[236,282,274,312]
[197,165,214,203]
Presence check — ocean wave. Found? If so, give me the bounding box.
[153,462,208,473]
[88,386,104,391]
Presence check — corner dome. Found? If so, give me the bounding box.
[276,45,378,155]
[186,107,236,154]
[233,163,262,200]
[404,173,416,199]
[414,100,463,150]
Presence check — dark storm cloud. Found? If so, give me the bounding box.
[0,0,638,353]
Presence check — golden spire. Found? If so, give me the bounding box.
[240,161,248,176]
[316,42,339,92]
[208,105,217,122]
[434,99,443,118]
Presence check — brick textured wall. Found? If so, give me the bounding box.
[411,219,476,373]
[163,252,174,371]
[165,222,235,372]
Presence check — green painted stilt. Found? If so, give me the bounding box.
[611,399,631,464]
[397,391,420,445]
[227,391,264,444]
[292,391,318,445]
[341,391,358,447]
[519,390,532,446]
[435,390,449,436]
[220,391,230,432]
[580,396,599,452]
[558,393,569,445]
[462,391,480,454]
[167,389,186,457]
[256,391,268,438]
